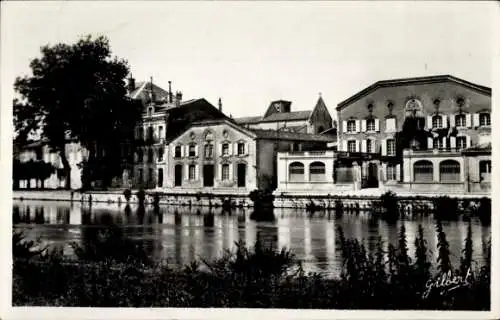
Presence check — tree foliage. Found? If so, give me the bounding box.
[14,35,142,189]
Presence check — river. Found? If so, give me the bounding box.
[12,200,491,278]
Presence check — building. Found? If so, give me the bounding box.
[276,75,491,195]
[163,118,334,193]
[125,77,228,189]
[235,95,335,135]
[14,139,85,190]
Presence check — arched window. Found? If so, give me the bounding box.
[414,160,433,182]
[309,162,326,182]
[440,160,460,182]
[479,113,490,126]
[479,160,491,182]
[289,162,305,182]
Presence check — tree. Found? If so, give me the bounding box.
[14,35,142,189]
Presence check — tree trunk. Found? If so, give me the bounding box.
[59,150,71,190]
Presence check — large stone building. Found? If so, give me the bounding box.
[235,96,335,135]
[276,75,491,195]
[164,118,334,193]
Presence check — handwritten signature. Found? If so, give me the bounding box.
[422,268,472,299]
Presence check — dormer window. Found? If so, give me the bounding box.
[147,106,154,116]
[479,113,490,126]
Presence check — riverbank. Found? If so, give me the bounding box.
[13,188,491,209]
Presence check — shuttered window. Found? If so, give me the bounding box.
[414,160,433,182]
[289,162,305,182]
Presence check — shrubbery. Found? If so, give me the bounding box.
[12,219,491,309]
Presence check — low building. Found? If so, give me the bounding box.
[163,118,334,193]
[235,95,335,134]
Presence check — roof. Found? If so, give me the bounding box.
[233,115,263,124]
[462,142,491,154]
[337,75,492,110]
[249,129,335,142]
[129,81,170,102]
[235,110,311,124]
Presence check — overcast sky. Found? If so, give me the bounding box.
[1,1,497,120]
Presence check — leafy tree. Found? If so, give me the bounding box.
[14,35,142,189]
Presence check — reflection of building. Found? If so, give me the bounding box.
[276,75,491,195]
[235,96,335,135]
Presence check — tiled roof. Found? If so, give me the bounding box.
[250,129,335,142]
[337,75,492,110]
[261,110,311,122]
[234,116,263,124]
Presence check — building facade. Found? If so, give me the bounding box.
[162,118,334,193]
[276,75,491,195]
[235,96,335,135]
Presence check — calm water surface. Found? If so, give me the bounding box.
[13,200,491,278]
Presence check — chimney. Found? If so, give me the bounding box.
[218,97,222,112]
[168,81,172,103]
[127,74,135,94]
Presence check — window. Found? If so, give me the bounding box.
[221,164,230,180]
[289,162,305,181]
[137,127,144,140]
[366,140,373,153]
[222,143,229,155]
[147,126,154,141]
[237,143,245,155]
[366,119,375,131]
[432,115,442,129]
[148,168,154,182]
[439,160,460,182]
[175,146,182,158]
[386,164,397,181]
[205,144,214,158]
[455,114,466,128]
[348,140,357,153]
[35,148,43,161]
[147,148,154,163]
[457,137,467,150]
[158,148,164,162]
[138,168,143,182]
[387,139,396,156]
[158,168,163,188]
[479,113,490,126]
[189,165,196,180]
[189,144,196,157]
[137,149,144,162]
[414,160,433,182]
[479,160,491,182]
[309,162,326,182]
[433,138,443,150]
[158,126,164,140]
[347,120,356,132]
[386,118,396,132]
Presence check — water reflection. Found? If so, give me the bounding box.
[12,200,491,278]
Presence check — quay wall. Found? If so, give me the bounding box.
[13,189,490,210]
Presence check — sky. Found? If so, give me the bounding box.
[1,1,497,121]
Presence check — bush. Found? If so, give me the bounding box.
[433,196,459,220]
[380,191,399,222]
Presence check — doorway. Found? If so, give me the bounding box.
[237,163,246,187]
[158,168,163,188]
[203,165,214,187]
[174,165,182,187]
[367,163,379,187]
